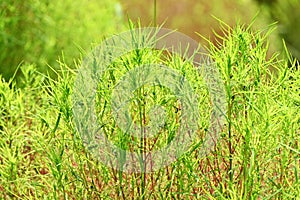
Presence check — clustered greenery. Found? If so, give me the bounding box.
[0,21,299,199]
[0,0,122,81]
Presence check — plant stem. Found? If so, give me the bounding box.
[154,0,157,27]
[228,100,233,184]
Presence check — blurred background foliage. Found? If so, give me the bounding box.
[121,0,263,44]
[254,0,300,62]
[121,0,300,61]
[0,0,299,82]
[0,0,123,81]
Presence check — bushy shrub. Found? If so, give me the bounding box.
[0,24,299,199]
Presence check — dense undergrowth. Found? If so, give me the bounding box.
[0,23,299,199]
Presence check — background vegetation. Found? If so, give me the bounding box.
[254,0,300,62]
[2,0,300,81]
[0,0,123,81]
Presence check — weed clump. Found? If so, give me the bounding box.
[0,23,299,199]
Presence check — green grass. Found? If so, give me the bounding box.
[0,22,299,199]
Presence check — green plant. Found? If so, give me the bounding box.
[0,21,299,199]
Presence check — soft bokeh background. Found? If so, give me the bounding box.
[254,0,300,61]
[0,0,123,81]
[121,0,263,43]
[1,0,299,81]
